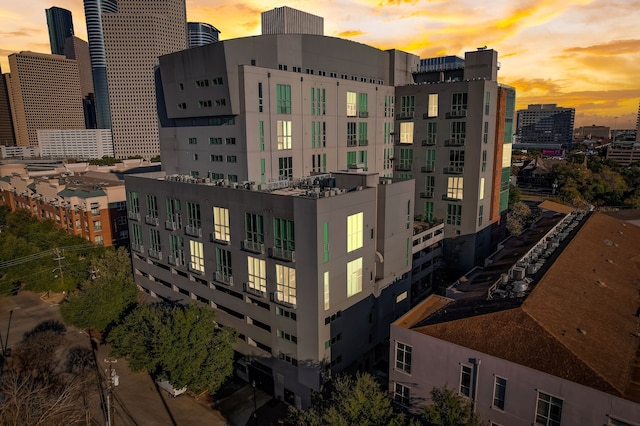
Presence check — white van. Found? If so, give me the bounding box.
[155,379,187,397]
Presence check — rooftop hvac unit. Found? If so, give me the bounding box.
[511,266,526,280]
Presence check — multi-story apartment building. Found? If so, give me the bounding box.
[393,49,515,270]
[0,169,128,246]
[516,104,575,149]
[125,170,414,407]
[187,22,220,48]
[389,209,640,425]
[101,0,187,159]
[46,6,74,56]
[8,51,85,148]
[157,34,416,182]
[37,129,113,160]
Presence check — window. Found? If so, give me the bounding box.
[247,256,266,293]
[447,177,464,200]
[478,205,484,226]
[149,228,161,253]
[198,100,212,108]
[258,82,263,112]
[394,383,410,406]
[358,93,368,116]
[447,204,462,226]
[166,198,181,227]
[426,122,437,145]
[245,213,264,244]
[131,223,142,247]
[258,121,264,151]
[276,264,296,305]
[177,102,186,110]
[347,257,362,297]
[357,151,367,170]
[400,95,414,117]
[277,120,292,150]
[384,148,394,170]
[536,392,562,426]
[209,137,222,145]
[213,207,230,242]
[128,191,139,214]
[428,93,438,117]
[226,155,237,163]
[347,212,363,252]
[483,121,489,144]
[277,329,297,343]
[323,271,330,310]
[347,122,357,146]
[358,122,368,145]
[311,121,326,148]
[225,137,236,145]
[395,342,412,374]
[210,154,223,162]
[452,92,468,114]
[424,175,435,198]
[346,92,357,116]
[311,88,326,115]
[484,91,491,115]
[460,364,472,397]
[481,150,487,172]
[169,235,184,265]
[451,121,466,145]
[424,201,434,222]
[400,122,414,144]
[189,240,204,273]
[274,218,295,251]
[186,202,201,230]
[479,178,485,200]
[193,153,199,161]
[146,194,158,219]
[493,376,506,410]
[196,79,209,87]
[449,149,465,173]
[399,148,413,170]
[384,95,394,118]
[188,137,197,144]
[426,149,436,172]
[260,159,265,183]
[215,248,232,281]
[347,151,357,168]
[384,122,394,144]
[277,84,291,114]
[278,157,293,179]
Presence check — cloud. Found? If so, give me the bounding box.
[337,30,366,37]
[507,78,564,95]
[563,39,640,56]
[0,27,42,37]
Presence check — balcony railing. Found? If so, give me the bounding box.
[347,139,358,147]
[148,248,162,260]
[358,111,369,118]
[421,139,436,146]
[358,139,368,146]
[185,225,202,237]
[396,111,415,120]
[443,166,464,174]
[242,240,265,254]
[445,110,467,119]
[188,264,204,275]
[421,166,435,173]
[145,215,159,226]
[131,243,143,253]
[215,271,234,286]
[270,247,295,262]
[420,192,434,199]
[165,220,178,231]
[394,164,413,172]
[442,194,463,201]
[444,138,465,147]
[210,233,230,245]
[127,211,140,221]
[168,254,183,266]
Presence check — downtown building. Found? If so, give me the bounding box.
[46,6,74,56]
[393,49,515,270]
[515,104,575,150]
[187,22,220,48]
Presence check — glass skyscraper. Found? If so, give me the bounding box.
[46,7,74,55]
[188,22,220,48]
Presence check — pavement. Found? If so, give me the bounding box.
[0,291,288,425]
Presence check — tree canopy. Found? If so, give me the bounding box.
[423,386,482,426]
[107,303,236,394]
[60,247,138,333]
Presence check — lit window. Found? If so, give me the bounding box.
[447,177,464,200]
[347,212,363,252]
[428,93,438,117]
[247,256,266,293]
[346,92,357,117]
[479,178,485,200]
[189,240,204,273]
[323,271,330,311]
[277,120,292,150]
[213,206,230,242]
[347,257,362,297]
[276,264,296,305]
[400,122,414,144]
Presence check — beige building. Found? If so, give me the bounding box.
[64,36,94,98]
[101,0,187,159]
[8,52,85,148]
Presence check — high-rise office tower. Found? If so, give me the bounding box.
[516,104,575,149]
[65,36,97,129]
[636,101,639,141]
[0,66,16,146]
[393,49,515,270]
[46,7,74,55]
[261,6,324,35]
[8,52,85,148]
[83,0,117,130]
[101,0,187,159]
[188,22,220,48]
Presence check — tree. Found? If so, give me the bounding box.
[60,247,138,333]
[285,372,410,426]
[108,303,236,394]
[423,386,483,426]
[506,201,532,236]
[508,183,521,209]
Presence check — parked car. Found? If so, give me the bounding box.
[155,379,187,397]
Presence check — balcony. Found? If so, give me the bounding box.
[358,139,368,146]
[445,110,467,119]
[394,164,413,172]
[269,292,296,309]
[127,211,140,221]
[185,225,202,237]
[395,111,415,120]
[168,254,183,266]
[422,113,437,119]
[421,165,435,173]
[443,166,464,174]
[444,138,465,147]
[420,191,434,199]
[145,215,159,226]
[210,233,230,245]
[131,243,144,253]
[215,271,234,286]
[188,264,204,275]
[442,194,462,201]
[421,139,436,146]
[243,282,266,298]
[165,220,179,231]
[148,248,162,260]
[358,111,369,118]
[347,139,358,147]
[242,239,265,254]
[270,247,295,262]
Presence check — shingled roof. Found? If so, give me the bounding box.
[410,213,640,403]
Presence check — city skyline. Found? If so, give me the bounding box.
[1,0,638,128]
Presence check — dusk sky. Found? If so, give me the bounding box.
[1,0,639,128]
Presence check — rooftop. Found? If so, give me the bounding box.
[396,212,640,403]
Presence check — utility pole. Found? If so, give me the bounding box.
[52,248,65,288]
[104,358,118,426]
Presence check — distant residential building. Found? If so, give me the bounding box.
[0,146,38,159]
[101,0,188,159]
[606,141,640,166]
[0,67,15,146]
[83,0,117,129]
[389,210,640,425]
[46,7,74,55]
[261,6,324,35]
[574,125,609,141]
[8,51,85,148]
[516,104,575,149]
[37,129,113,159]
[188,22,220,48]
[394,49,515,270]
